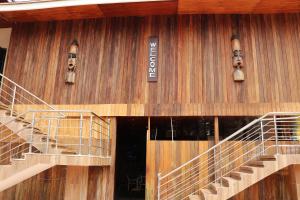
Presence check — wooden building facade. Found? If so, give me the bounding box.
[5,14,300,116]
[1,1,300,199]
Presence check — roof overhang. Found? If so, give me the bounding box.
[0,0,177,26]
[0,0,300,26]
[0,0,167,11]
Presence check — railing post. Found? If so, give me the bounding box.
[29,112,35,153]
[9,140,12,162]
[219,145,222,186]
[157,173,161,200]
[100,119,103,157]
[213,147,216,183]
[260,120,264,155]
[10,85,16,116]
[79,113,83,155]
[88,115,93,156]
[46,119,51,154]
[107,118,111,157]
[273,115,279,155]
[55,118,60,150]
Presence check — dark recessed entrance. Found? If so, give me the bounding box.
[0,47,6,75]
[115,117,148,200]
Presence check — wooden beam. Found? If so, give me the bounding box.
[107,118,117,200]
[214,116,219,144]
[147,117,151,141]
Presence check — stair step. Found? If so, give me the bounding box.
[229,172,242,180]
[14,116,26,122]
[247,160,265,167]
[200,188,218,200]
[207,183,222,194]
[15,119,30,125]
[5,111,18,116]
[12,158,25,161]
[0,103,9,110]
[24,126,45,135]
[259,155,276,161]
[221,177,238,187]
[41,137,56,143]
[61,151,77,155]
[51,144,68,149]
[239,166,254,173]
[189,195,201,200]
[33,130,46,135]
[201,188,215,195]
[12,155,25,161]
[24,125,40,130]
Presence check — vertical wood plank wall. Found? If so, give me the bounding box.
[4,14,300,116]
[146,141,213,199]
[3,14,300,199]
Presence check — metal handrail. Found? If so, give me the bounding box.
[159,126,263,190]
[159,131,264,193]
[158,112,300,200]
[159,112,300,179]
[0,73,111,166]
[0,74,57,110]
[0,110,111,162]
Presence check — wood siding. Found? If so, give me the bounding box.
[0,166,114,200]
[2,14,300,199]
[4,14,300,116]
[146,140,213,199]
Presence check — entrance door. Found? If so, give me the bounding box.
[0,28,12,75]
[115,117,147,200]
[0,47,6,75]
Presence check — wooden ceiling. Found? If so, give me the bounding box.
[178,0,300,14]
[0,0,300,26]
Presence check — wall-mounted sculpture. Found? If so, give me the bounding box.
[231,15,244,82]
[231,35,244,82]
[65,40,79,84]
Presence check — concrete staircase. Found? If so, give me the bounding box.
[189,154,300,200]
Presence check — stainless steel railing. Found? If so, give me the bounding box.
[157,112,300,200]
[0,110,110,163]
[0,73,58,116]
[0,73,111,163]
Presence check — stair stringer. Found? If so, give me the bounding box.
[0,154,55,192]
[200,154,300,200]
[0,152,112,192]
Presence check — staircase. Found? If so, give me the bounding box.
[157,113,300,200]
[0,73,111,192]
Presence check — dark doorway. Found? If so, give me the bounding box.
[115,117,148,200]
[0,47,6,76]
[150,117,214,140]
[219,116,256,139]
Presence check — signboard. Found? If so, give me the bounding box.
[148,37,158,82]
